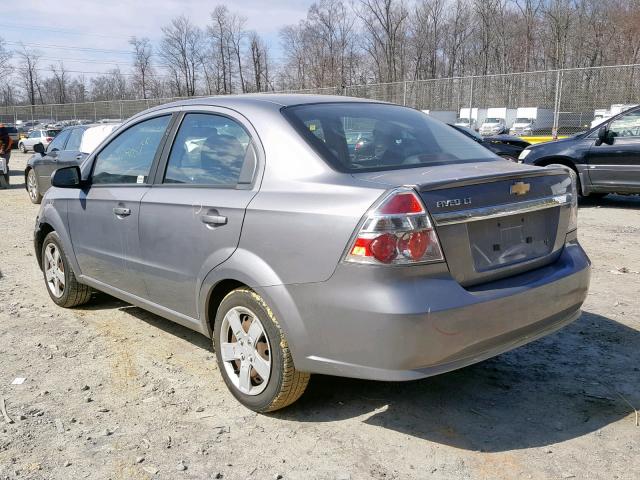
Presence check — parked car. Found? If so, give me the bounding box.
[24,123,120,203]
[449,124,530,161]
[519,105,640,197]
[17,128,61,153]
[34,95,590,412]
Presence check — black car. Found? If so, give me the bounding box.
[24,123,120,203]
[518,106,640,197]
[449,124,530,161]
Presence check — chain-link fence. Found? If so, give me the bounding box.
[2,64,639,136]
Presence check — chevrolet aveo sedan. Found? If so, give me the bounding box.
[35,95,591,412]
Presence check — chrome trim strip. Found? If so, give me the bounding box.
[432,194,571,226]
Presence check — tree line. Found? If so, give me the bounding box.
[1,0,639,107]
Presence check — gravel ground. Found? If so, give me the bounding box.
[1,151,639,480]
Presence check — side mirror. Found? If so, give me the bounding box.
[596,125,614,146]
[51,165,82,189]
[33,143,45,155]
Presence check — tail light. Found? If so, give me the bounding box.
[344,187,444,265]
[45,137,53,142]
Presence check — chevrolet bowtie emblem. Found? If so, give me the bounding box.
[510,181,531,196]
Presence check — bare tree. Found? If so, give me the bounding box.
[159,16,203,96]
[16,45,41,106]
[357,0,410,82]
[130,37,154,99]
[0,37,12,82]
[50,62,69,104]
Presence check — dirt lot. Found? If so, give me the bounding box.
[0,151,639,480]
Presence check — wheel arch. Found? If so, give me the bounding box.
[34,222,55,270]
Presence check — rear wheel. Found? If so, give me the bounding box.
[213,288,309,412]
[27,169,42,204]
[19,143,27,153]
[41,231,92,307]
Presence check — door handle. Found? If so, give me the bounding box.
[76,154,84,161]
[113,207,131,217]
[201,214,227,226]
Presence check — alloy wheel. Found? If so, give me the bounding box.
[219,306,272,396]
[44,242,65,298]
[27,171,39,201]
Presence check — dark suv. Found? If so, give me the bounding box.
[518,106,640,197]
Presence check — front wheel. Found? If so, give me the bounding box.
[41,231,93,307]
[213,288,310,412]
[27,169,42,204]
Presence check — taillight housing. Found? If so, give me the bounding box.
[344,187,445,265]
[45,137,53,142]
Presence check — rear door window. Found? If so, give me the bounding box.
[283,103,497,173]
[92,115,171,185]
[65,127,85,151]
[163,113,250,186]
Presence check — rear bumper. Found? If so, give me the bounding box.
[268,241,590,381]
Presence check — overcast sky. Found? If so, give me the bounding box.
[3,0,316,77]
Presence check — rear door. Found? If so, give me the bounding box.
[137,110,260,319]
[67,114,173,296]
[587,109,640,190]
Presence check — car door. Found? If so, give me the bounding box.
[137,111,260,319]
[67,114,173,297]
[35,128,72,191]
[57,127,88,167]
[587,109,640,190]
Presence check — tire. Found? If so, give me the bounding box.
[213,288,309,412]
[19,143,27,153]
[0,173,8,189]
[26,169,43,204]
[41,231,93,308]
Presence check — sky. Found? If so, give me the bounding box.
[2,0,316,79]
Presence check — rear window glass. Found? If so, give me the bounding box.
[282,103,497,173]
[46,130,61,137]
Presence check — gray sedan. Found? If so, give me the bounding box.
[34,95,591,412]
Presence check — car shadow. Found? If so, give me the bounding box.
[5,169,26,189]
[275,311,639,452]
[579,194,640,209]
[80,291,211,350]
[75,295,638,452]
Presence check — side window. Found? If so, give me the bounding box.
[164,113,250,186]
[29,131,39,139]
[65,128,85,151]
[47,129,71,152]
[92,115,171,185]
[609,111,640,138]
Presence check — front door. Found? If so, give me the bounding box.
[67,115,173,297]
[36,128,71,191]
[138,112,259,318]
[587,109,640,190]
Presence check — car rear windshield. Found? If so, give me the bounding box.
[282,103,496,173]
[46,130,61,137]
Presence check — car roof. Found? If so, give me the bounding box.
[138,93,383,118]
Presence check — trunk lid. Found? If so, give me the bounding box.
[352,160,573,286]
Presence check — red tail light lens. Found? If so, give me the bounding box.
[45,137,53,142]
[345,188,444,265]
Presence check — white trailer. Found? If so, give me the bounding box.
[454,108,487,130]
[590,104,638,129]
[479,108,516,135]
[421,110,457,124]
[509,107,554,135]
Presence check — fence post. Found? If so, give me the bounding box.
[119,101,123,120]
[552,69,562,139]
[94,103,97,122]
[73,102,77,121]
[403,81,407,106]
